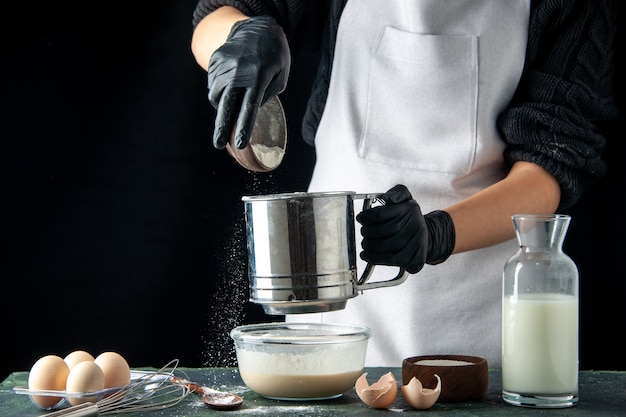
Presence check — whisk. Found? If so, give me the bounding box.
[41,359,193,416]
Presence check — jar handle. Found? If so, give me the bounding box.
[353,194,409,290]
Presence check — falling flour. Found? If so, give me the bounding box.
[200,218,247,367]
[201,171,284,367]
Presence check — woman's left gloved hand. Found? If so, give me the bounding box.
[356,184,456,274]
[207,16,290,150]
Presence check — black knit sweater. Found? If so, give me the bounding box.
[192,0,618,210]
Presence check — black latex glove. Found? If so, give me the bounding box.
[207,16,290,150]
[356,184,456,274]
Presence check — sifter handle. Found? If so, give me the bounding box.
[353,194,409,290]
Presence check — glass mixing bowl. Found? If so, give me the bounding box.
[230,322,371,400]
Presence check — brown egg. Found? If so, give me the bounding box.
[354,372,398,409]
[28,355,70,409]
[65,361,105,406]
[401,374,442,410]
[64,350,95,370]
[94,351,130,388]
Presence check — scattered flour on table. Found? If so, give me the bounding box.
[229,405,329,414]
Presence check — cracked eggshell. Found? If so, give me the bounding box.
[401,374,442,410]
[355,372,398,409]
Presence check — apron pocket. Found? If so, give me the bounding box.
[358,27,478,175]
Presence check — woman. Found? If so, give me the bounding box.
[190,1,617,367]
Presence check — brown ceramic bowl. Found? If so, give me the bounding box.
[402,355,488,402]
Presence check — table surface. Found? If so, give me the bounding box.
[1,367,625,416]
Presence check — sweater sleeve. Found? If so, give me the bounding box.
[192,0,306,38]
[498,0,618,210]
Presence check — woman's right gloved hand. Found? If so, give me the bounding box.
[357,184,456,274]
[207,16,290,150]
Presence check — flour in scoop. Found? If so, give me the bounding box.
[251,143,285,169]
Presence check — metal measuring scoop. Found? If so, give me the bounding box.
[201,387,244,411]
[174,378,244,411]
[226,96,287,172]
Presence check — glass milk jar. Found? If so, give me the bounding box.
[502,214,579,408]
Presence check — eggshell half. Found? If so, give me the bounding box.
[355,372,398,409]
[28,355,70,409]
[401,374,442,410]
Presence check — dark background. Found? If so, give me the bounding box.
[2,1,624,381]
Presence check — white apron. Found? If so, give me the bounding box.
[287,0,530,368]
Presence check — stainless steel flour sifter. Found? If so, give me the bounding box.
[242,191,409,314]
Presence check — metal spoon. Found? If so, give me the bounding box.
[173,378,244,411]
[200,387,244,410]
